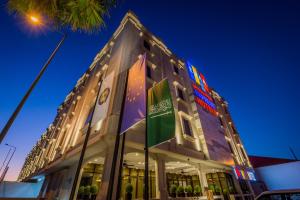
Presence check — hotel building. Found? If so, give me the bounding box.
[18,11,258,200]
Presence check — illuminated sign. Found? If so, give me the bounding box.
[233,166,256,181]
[187,62,217,116]
[247,171,256,181]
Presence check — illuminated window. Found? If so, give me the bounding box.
[182,118,192,136]
[144,40,150,51]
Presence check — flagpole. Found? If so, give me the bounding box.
[116,132,126,199]
[69,70,106,200]
[144,83,149,200]
[107,69,129,200]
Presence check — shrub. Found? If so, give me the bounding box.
[215,186,221,194]
[78,186,85,195]
[185,185,193,193]
[176,186,185,197]
[208,184,215,191]
[170,184,177,197]
[90,185,99,195]
[125,183,133,194]
[194,185,201,196]
[84,185,91,195]
[185,185,193,197]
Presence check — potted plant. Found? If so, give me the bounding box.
[125,183,133,200]
[90,185,99,200]
[169,184,177,198]
[77,186,85,200]
[176,185,185,197]
[215,186,221,195]
[185,185,193,197]
[194,185,202,197]
[84,185,91,200]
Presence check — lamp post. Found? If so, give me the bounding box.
[0,148,11,174]
[0,144,16,182]
[0,14,66,143]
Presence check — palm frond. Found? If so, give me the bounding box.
[7,0,116,33]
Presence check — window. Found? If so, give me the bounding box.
[173,64,179,74]
[206,173,237,195]
[144,40,150,51]
[177,87,185,100]
[147,65,152,79]
[182,118,192,136]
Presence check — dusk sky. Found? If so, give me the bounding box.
[1,0,300,181]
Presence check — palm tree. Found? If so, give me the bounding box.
[7,0,116,32]
[1,0,116,199]
[0,0,116,144]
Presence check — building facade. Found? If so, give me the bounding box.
[18,11,257,200]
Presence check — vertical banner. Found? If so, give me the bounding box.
[120,54,147,133]
[147,79,175,147]
[91,71,115,127]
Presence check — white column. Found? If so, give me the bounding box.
[155,154,168,199]
[197,164,208,194]
[96,147,115,200]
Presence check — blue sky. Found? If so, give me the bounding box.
[1,0,300,180]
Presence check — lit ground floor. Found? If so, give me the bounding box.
[35,139,259,200]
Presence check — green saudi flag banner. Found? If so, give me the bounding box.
[147,79,175,147]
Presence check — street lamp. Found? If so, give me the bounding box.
[0,148,11,174]
[29,15,39,24]
[0,144,16,182]
[0,13,66,143]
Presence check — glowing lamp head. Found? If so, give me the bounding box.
[29,15,40,24]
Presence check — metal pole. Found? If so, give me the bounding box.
[107,70,129,200]
[4,144,16,168]
[1,144,16,182]
[0,148,11,174]
[0,166,9,182]
[69,70,106,200]
[144,87,149,200]
[116,132,126,199]
[0,33,66,144]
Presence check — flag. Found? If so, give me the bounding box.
[120,54,146,133]
[147,79,175,147]
[91,71,115,128]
